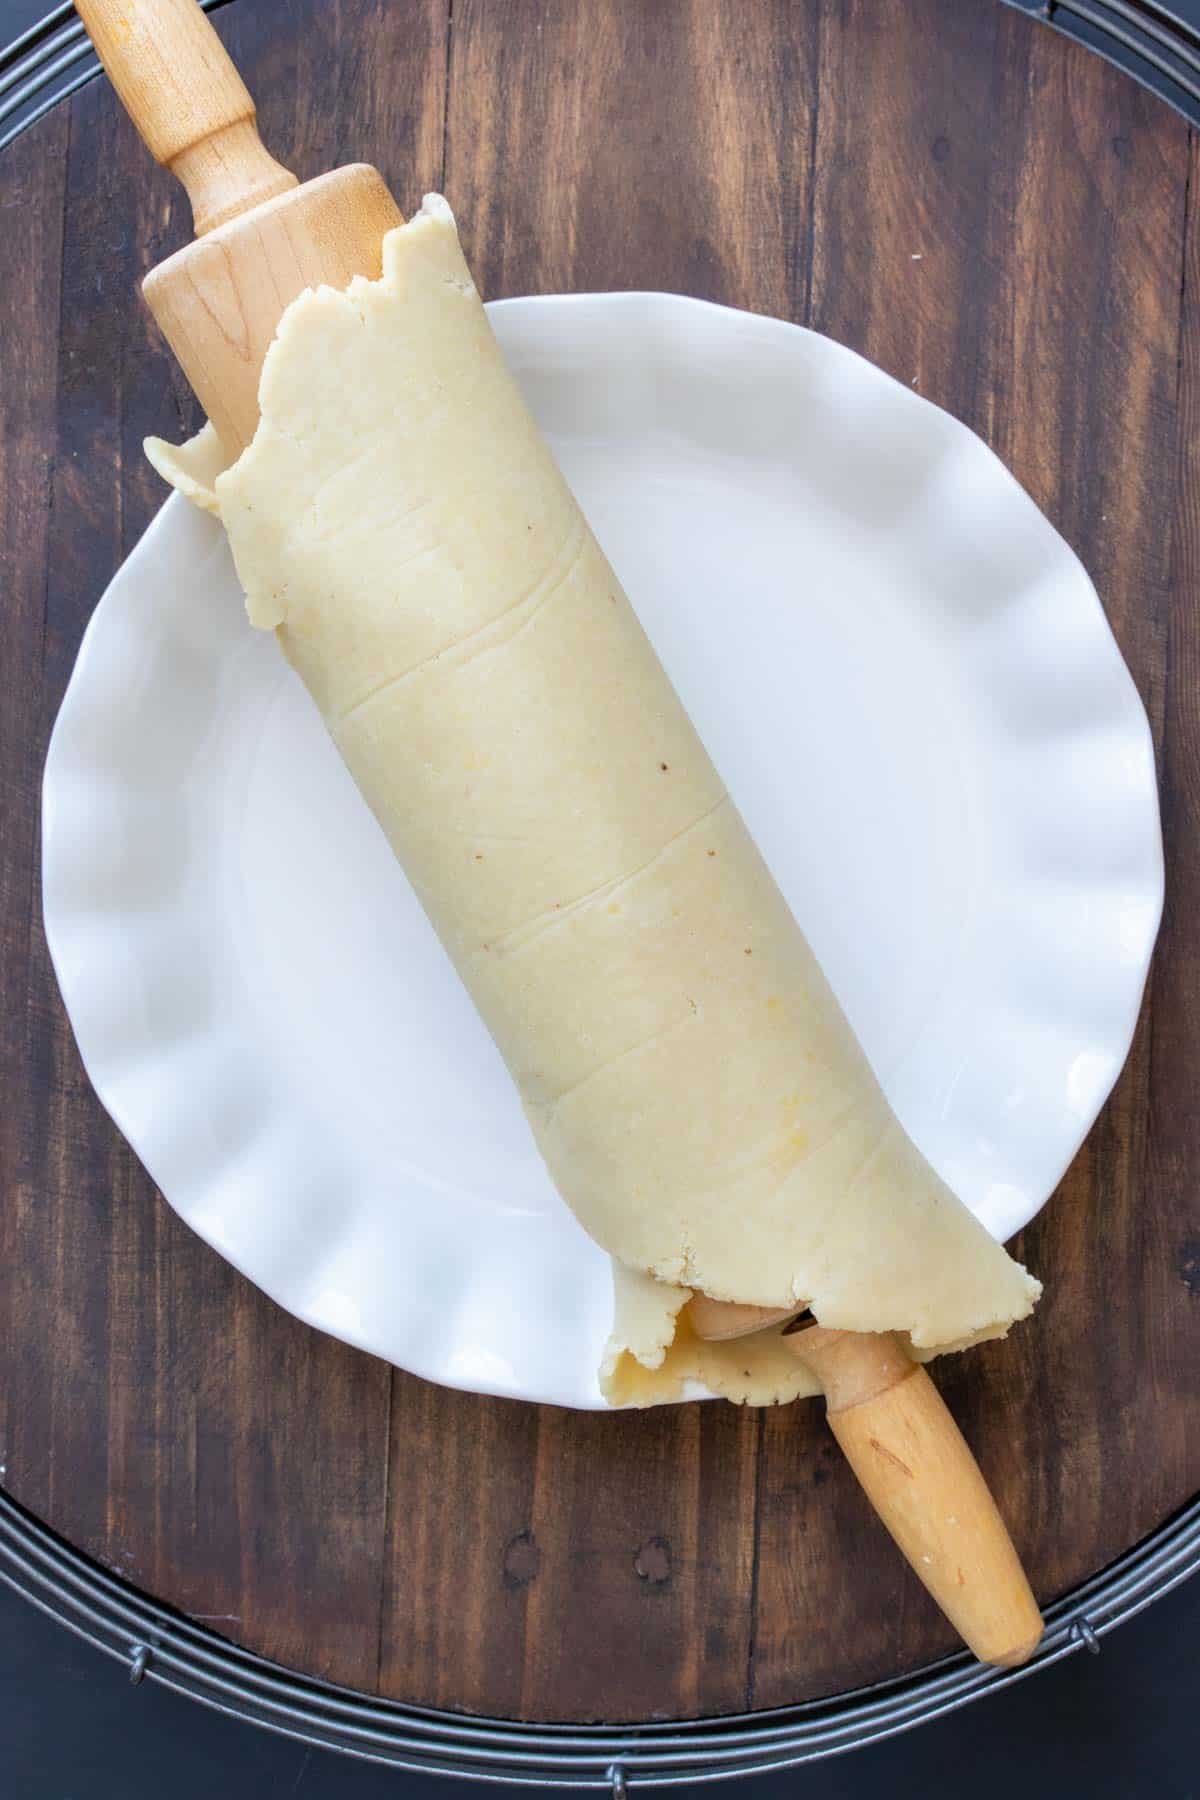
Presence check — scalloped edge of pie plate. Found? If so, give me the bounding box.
[42,292,1164,1409]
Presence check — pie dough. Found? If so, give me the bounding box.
[148,195,1041,1406]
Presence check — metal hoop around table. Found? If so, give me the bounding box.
[2,1485,1200,1785]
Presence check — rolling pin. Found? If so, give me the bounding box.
[688,1294,1042,1666]
[75,0,402,455]
[75,0,1043,1671]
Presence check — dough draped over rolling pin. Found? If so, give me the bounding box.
[147,195,1040,1407]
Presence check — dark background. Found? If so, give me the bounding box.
[3,0,1200,1793]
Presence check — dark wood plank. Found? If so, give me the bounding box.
[23,50,396,1685]
[751,0,1192,1705]
[375,0,826,1722]
[750,0,1036,1692]
[377,1378,542,1717]
[511,1402,757,1723]
[1,0,1198,1728]
[953,0,1187,1605]
[445,0,821,311]
[378,1376,758,1723]
[1143,128,1200,1531]
[0,104,69,1537]
[1,0,449,1697]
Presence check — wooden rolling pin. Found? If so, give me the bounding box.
[688,1295,1042,1667]
[77,0,1043,1672]
[75,0,402,455]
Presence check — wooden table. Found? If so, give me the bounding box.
[1,0,1197,1726]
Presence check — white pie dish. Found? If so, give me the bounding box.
[42,291,1163,1409]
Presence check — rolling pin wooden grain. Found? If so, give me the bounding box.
[689,1294,1043,1667]
[77,0,1042,1676]
[75,0,403,456]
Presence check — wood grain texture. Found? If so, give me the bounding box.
[75,0,298,236]
[0,103,69,1562]
[1,0,1198,1726]
[747,0,1192,1704]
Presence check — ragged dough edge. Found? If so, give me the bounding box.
[603,1262,822,1407]
[145,420,228,515]
[594,1105,1041,1405]
[602,1260,1040,1408]
[144,194,465,552]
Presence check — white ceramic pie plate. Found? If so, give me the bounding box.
[42,292,1163,1410]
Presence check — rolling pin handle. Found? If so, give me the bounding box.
[75,0,298,234]
[789,1325,1044,1668]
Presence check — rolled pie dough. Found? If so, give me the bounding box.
[148,195,1040,1406]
